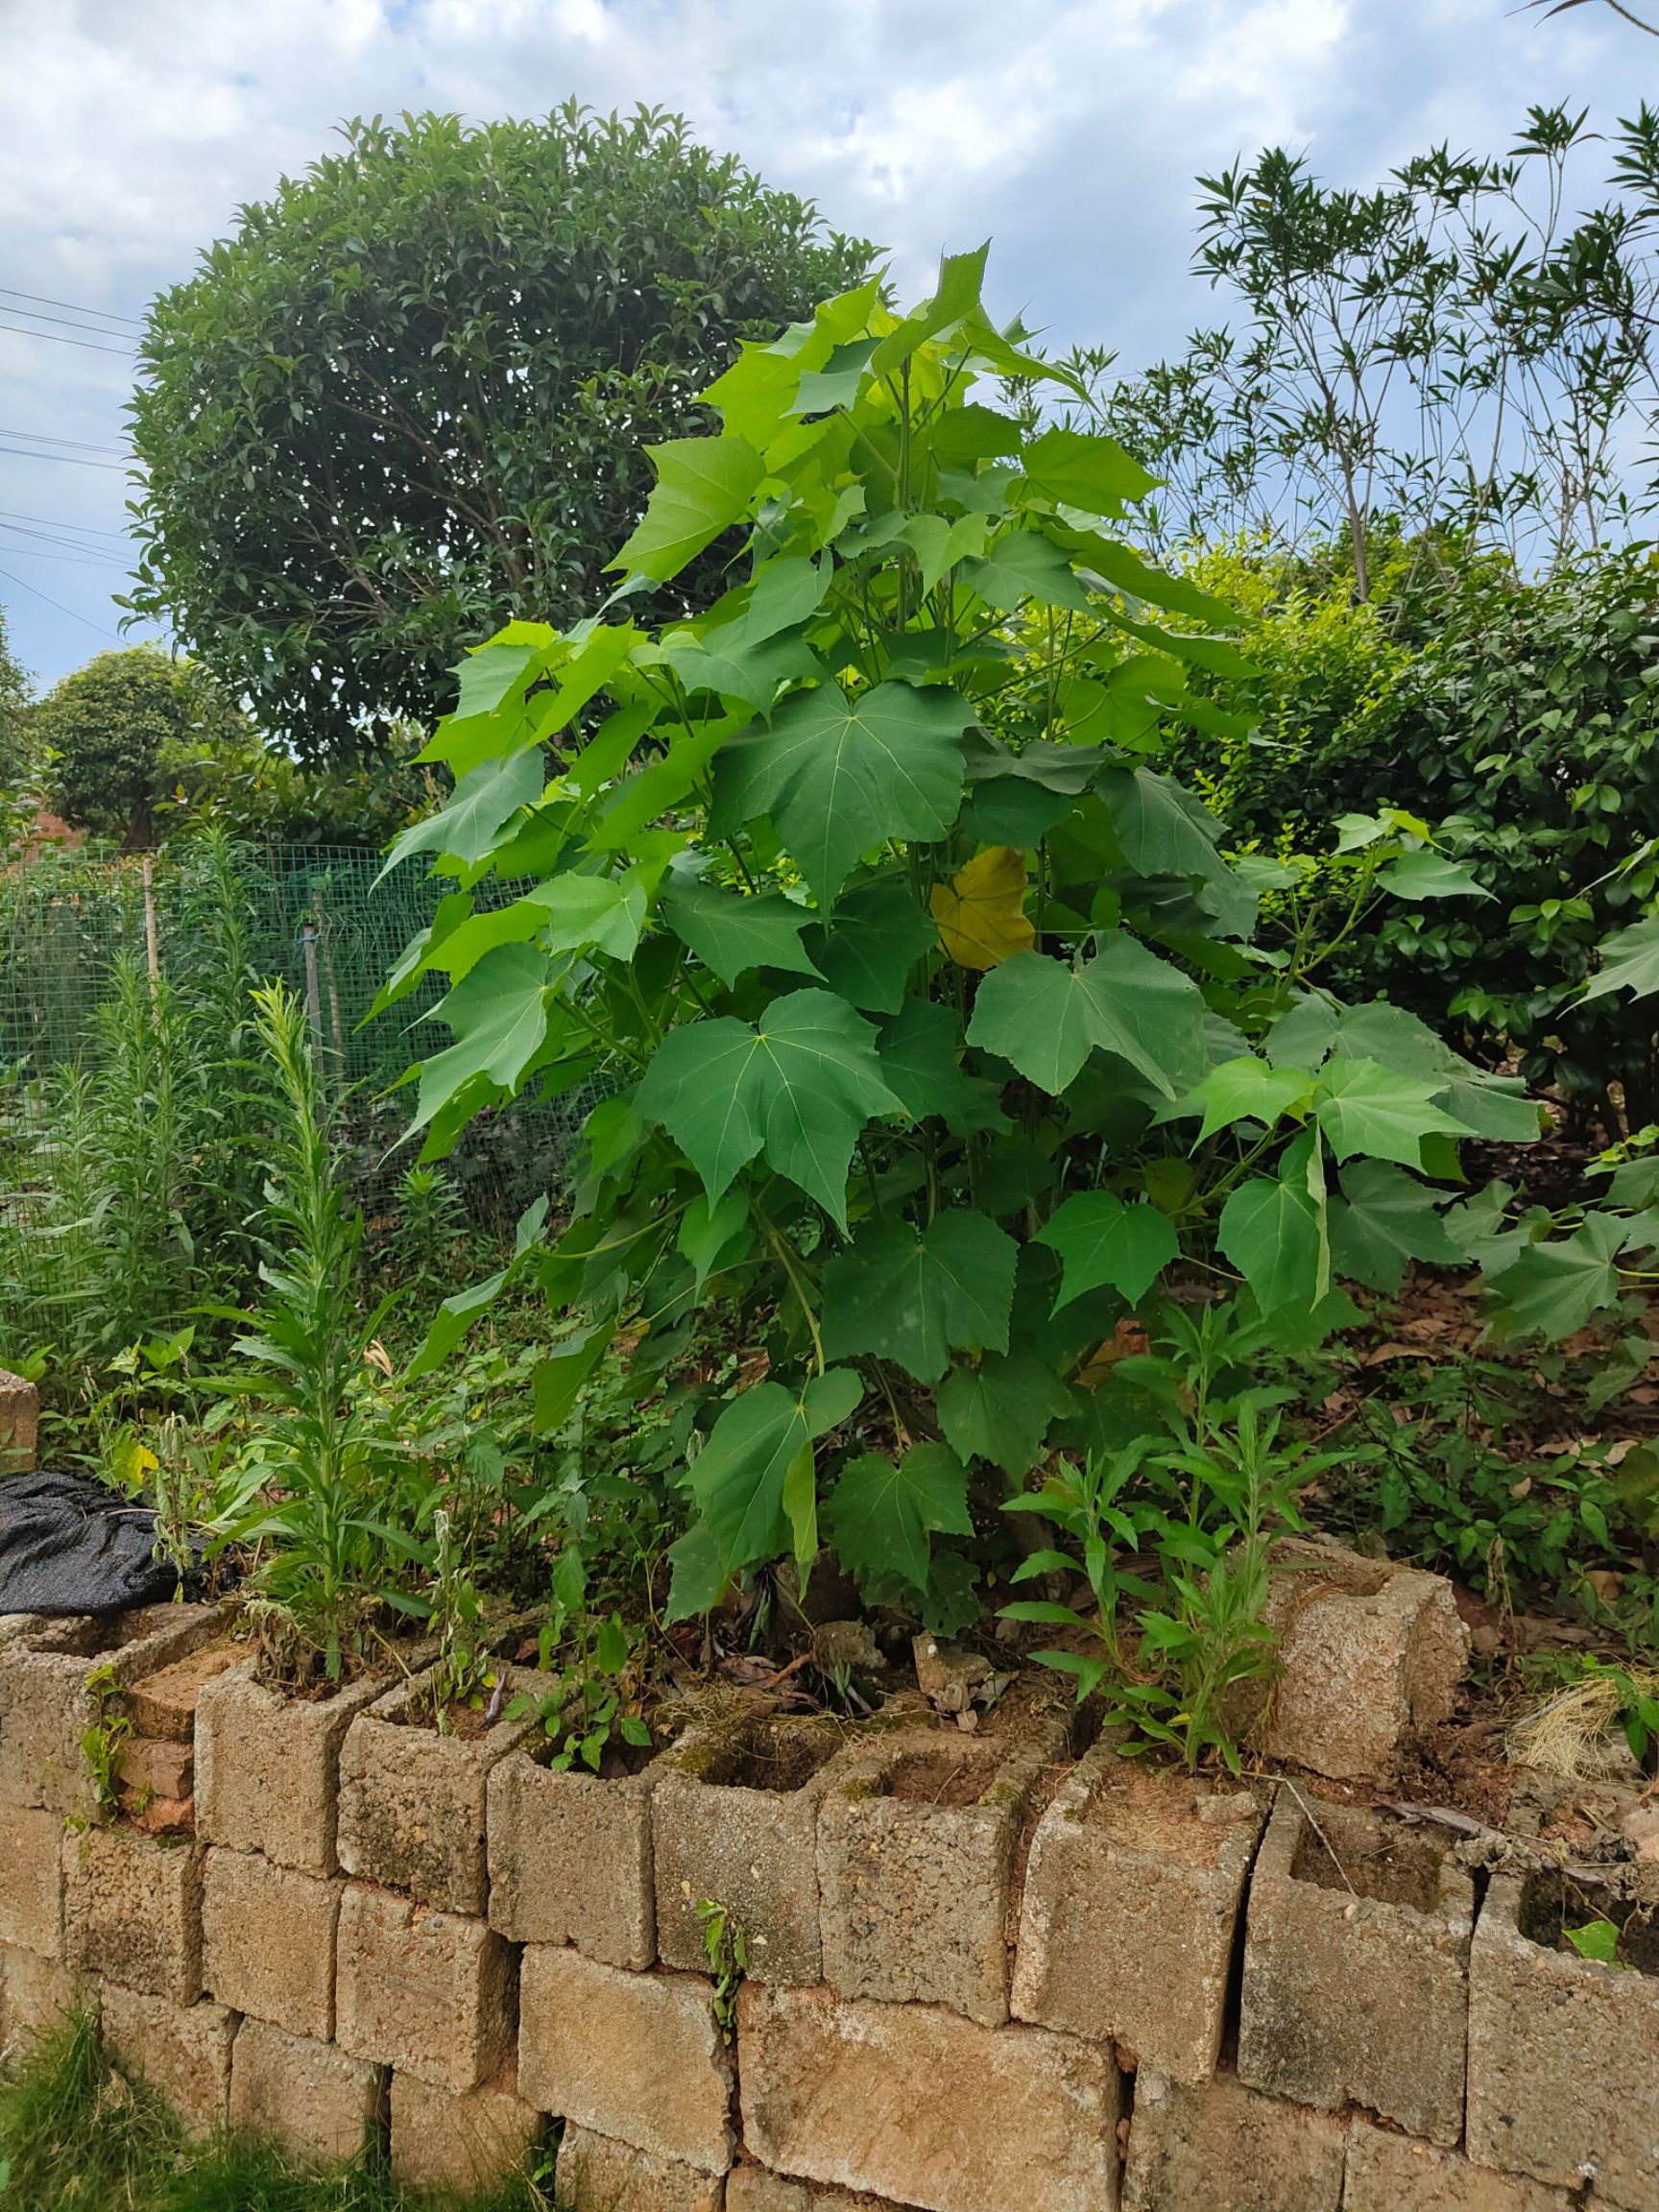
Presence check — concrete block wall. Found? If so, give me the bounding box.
[0,1609,1655,2210]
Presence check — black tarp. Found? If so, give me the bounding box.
[0,1470,201,1615]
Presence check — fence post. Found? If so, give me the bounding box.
[300,922,325,1059]
[141,855,161,1001]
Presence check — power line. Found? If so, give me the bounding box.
[0,545,124,569]
[0,428,126,456]
[0,286,144,330]
[0,564,121,637]
[0,321,132,357]
[0,509,128,541]
[0,520,126,562]
[0,445,131,473]
[0,302,142,343]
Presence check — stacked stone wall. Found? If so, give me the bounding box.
[0,1585,1654,2210]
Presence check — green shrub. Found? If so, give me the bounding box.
[1171,540,1659,1124]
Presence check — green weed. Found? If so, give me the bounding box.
[0,2011,552,2212]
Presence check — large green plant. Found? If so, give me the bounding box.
[385,252,1536,1625]
[128,105,873,760]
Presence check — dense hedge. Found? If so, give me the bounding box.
[1173,542,1659,1126]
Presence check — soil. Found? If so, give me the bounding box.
[882,1744,997,1807]
[699,1722,840,1793]
[1383,1718,1520,1829]
[1079,1758,1258,1866]
[403,1695,499,1741]
[1519,1865,1659,1973]
[1288,1801,1450,1910]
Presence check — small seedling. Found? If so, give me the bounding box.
[79,1664,132,1820]
[1566,1916,1634,1968]
[697,1897,749,2042]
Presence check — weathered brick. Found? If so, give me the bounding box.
[62,1827,202,2002]
[1343,2125,1575,2211]
[336,1665,541,1911]
[518,1944,733,2173]
[654,1717,848,1985]
[130,1792,194,1838]
[738,1984,1119,2212]
[118,1736,193,1802]
[389,2066,542,2194]
[555,2122,724,2212]
[1011,1744,1264,2080]
[334,1881,515,2095]
[0,1805,63,1955]
[817,1720,1065,2028]
[0,1367,38,1467]
[99,1988,236,2138]
[126,1641,241,1742]
[1238,1794,1472,2143]
[1121,2069,1347,2212]
[229,2018,386,2165]
[0,1602,238,1815]
[1255,1537,1466,1779]
[201,1847,340,2039]
[0,1939,87,2049]
[488,1746,656,1968]
[195,1660,384,1874]
[1467,1871,1659,2210]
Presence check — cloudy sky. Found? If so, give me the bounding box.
[0,0,1647,689]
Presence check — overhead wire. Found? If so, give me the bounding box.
[0,321,132,356]
[0,564,122,637]
[0,508,128,541]
[0,446,131,472]
[0,286,144,330]
[0,428,126,456]
[0,302,142,342]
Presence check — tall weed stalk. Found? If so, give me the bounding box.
[222,982,418,1683]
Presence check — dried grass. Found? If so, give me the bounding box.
[1507,1668,1659,1782]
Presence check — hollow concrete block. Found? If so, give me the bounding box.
[1238,1793,1473,2143]
[1121,2069,1347,2212]
[653,1715,852,1985]
[1011,1743,1265,2080]
[555,2121,726,2212]
[1467,1871,1659,2210]
[738,1982,1120,2212]
[195,1661,387,1875]
[99,1987,236,2138]
[816,1719,1066,2027]
[201,1846,341,2040]
[333,1880,516,2095]
[336,1664,541,1911]
[389,2064,543,2194]
[518,1944,734,2175]
[62,1826,202,2003]
[228,2016,386,2166]
[488,1745,657,1968]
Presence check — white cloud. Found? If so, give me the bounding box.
[0,0,1643,682]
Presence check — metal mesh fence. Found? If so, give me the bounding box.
[0,842,449,1091]
[0,841,590,1354]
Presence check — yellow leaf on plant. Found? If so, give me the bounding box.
[929,847,1035,970]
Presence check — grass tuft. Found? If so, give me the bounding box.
[0,2015,553,2212]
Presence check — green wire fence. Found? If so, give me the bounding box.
[0,840,590,1358]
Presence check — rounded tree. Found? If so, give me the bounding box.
[127,105,877,762]
[35,646,251,848]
